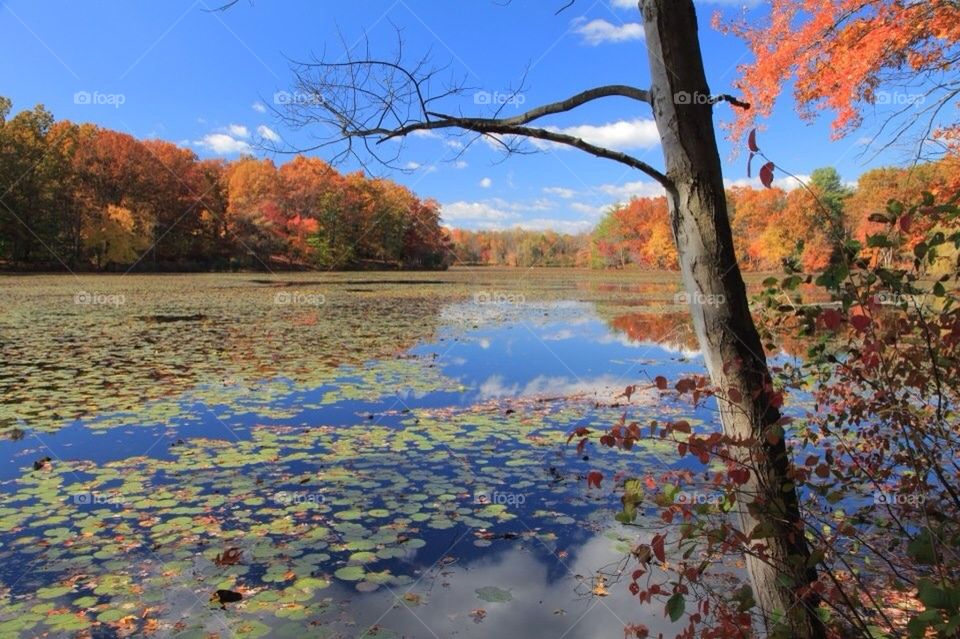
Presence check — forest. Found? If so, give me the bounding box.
[0,97,449,271]
[6,93,956,275]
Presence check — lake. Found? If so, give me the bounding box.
[0,268,773,638]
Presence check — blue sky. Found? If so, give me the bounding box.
[0,0,908,233]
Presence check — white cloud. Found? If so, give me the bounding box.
[454,160,468,169]
[570,202,607,217]
[543,186,576,199]
[479,177,492,188]
[411,129,440,139]
[227,124,249,138]
[252,102,267,113]
[257,125,280,142]
[441,201,511,223]
[403,160,437,173]
[535,118,659,151]
[725,174,811,191]
[194,133,251,155]
[598,179,666,200]
[490,197,553,212]
[574,18,644,45]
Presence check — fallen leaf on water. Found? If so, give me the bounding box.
[214,547,243,566]
[592,575,609,597]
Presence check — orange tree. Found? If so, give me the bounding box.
[720,0,960,153]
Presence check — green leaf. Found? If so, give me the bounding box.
[907,616,929,639]
[666,592,685,622]
[908,530,936,565]
[916,578,960,610]
[782,275,802,291]
[731,584,756,612]
[867,235,894,249]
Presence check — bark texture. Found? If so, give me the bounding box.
[639,1,825,636]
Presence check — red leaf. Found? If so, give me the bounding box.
[759,162,775,189]
[651,534,666,563]
[747,129,759,153]
[674,378,695,394]
[653,375,668,390]
[768,391,784,409]
[672,420,691,434]
[899,214,912,233]
[587,471,603,489]
[729,468,751,485]
[820,308,843,331]
[728,387,742,403]
[747,152,755,178]
[850,314,872,332]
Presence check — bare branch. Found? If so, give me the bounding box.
[276,30,672,189]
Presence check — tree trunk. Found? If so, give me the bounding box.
[639,1,825,637]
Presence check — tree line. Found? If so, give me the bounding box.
[0,97,450,271]
[447,160,959,272]
[4,95,956,276]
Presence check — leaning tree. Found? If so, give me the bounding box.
[268,1,825,636]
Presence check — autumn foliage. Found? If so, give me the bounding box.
[721,0,960,142]
[447,228,587,267]
[0,98,449,271]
